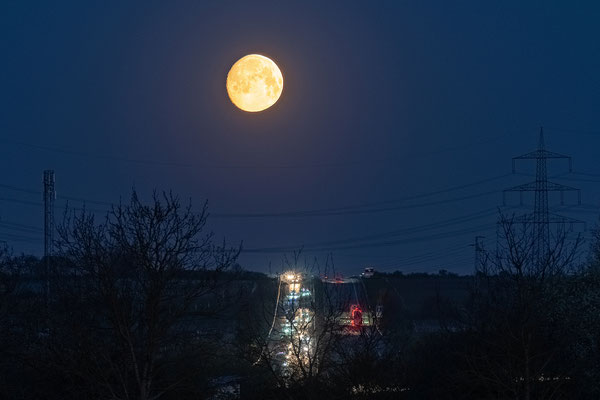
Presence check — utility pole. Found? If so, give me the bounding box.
[471,235,485,272]
[43,170,55,307]
[503,127,582,266]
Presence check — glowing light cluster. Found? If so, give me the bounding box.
[275,271,317,375]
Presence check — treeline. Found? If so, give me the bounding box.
[0,191,599,399]
[372,269,465,278]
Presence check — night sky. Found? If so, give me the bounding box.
[1,1,600,275]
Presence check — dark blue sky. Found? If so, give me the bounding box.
[1,1,600,274]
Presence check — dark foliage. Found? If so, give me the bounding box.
[1,207,600,399]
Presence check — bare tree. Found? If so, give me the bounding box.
[238,253,349,399]
[54,190,239,400]
[460,213,582,400]
[558,215,600,398]
[588,216,600,270]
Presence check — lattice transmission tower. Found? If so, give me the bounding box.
[503,127,582,264]
[43,169,55,304]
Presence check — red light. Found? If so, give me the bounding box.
[350,305,363,327]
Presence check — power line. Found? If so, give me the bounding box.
[1,174,512,219]
[213,173,512,218]
[374,247,472,269]
[214,190,501,218]
[0,169,587,220]
[0,181,115,207]
[0,197,42,207]
[545,127,600,136]
[242,208,502,256]
[0,232,42,243]
[57,195,114,207]
[0,131,517,170]
[0,220,43,233]
[365,235,497,270]
[272,208,499,250]
[244,222,495,254]
[0,183,40,195]
[572,171,600,178]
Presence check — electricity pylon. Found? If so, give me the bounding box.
[503,127,582,265]
[43,170,55,306]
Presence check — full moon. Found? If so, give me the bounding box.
[226,54,283,112]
